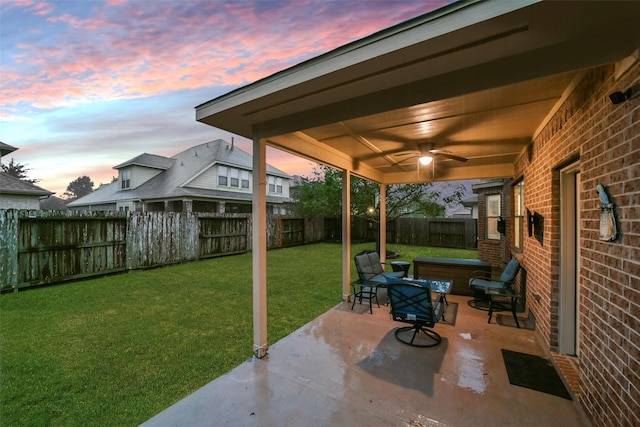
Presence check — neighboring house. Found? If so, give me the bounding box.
[67,139,292,214]
[0,142,54,210]
[447,195,478,219]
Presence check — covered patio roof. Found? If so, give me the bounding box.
[193,0,640,359]
[196,0,640,184]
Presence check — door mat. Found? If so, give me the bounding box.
[440,302,458,326]
[501,349,572,400]
[497,312,535,330]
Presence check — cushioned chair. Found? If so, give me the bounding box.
[468,257,521,309]
[353,252,405,284]
[387,281,444,347]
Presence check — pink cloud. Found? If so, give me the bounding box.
[2,1,439,113]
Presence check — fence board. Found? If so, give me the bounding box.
[198,215,249,258]
[0,210,19,290]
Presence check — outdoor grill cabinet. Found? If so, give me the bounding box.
[413,257,491,296]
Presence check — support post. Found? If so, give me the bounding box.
[252,138,268,358]
[379,183,387,263]
[342,170,352,302]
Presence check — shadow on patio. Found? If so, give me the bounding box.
[142,294,590,426]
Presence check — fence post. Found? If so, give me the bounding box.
[0,210,19,291]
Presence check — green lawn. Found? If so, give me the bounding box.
[0,242,476,426]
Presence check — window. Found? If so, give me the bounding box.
[486,194,501,240]
[267,176,283,194]
[229,168,239,187]
[218,166,228,186]
[121,170,131,189]
[219,166,249,188]
[241,170,250,189]
[514,180,525,250]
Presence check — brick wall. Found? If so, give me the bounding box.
[514,63,640,426]
[475,179,512,268]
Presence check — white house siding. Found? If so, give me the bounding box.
[189,165,221,189]
[129,166,164,189]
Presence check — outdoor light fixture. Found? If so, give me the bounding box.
[419,155,433,165]
[609,83,640,105]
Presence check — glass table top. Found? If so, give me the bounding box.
[403,278,452,294]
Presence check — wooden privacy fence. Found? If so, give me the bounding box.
[0,210,474,291]
[324,217,477,249]
[0,210,324,291]
[391,217,477,249]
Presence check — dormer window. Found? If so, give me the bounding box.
[121,170,131,189]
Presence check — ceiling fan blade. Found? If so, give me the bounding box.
[393,152,419,158]
[431,150,468,162]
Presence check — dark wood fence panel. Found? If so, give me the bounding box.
[390,217,476,249]
[394,218,428,245]
[14,211,127,289]
[316,216,476,249]
[279,217,304,247]
[428,219,466,248]
[198,215,249,258]
[324,217,340,241]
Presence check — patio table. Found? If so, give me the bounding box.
[404,278,452,321]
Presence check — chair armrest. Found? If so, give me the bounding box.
[469,270,492,280]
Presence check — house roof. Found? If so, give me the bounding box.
[0,172,54,197]
[461,195,478,207]
[68,139,291,207]
[0,142,18,158]
[195,0,640,184]
[114,153,175,170]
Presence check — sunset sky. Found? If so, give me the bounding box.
[1,0,451,196]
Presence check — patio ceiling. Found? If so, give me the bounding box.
[196,0,640,184]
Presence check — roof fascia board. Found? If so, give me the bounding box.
[266,133,384,183]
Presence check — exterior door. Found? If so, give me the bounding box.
[559,162,580,355]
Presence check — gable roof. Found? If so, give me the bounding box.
[114,153,175,170]
[68,139,291,206]
[0,142,18,158]
[0,172,54,197]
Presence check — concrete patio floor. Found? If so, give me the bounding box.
[142,294,591,427]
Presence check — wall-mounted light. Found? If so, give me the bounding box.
[609,83,640,105]
[419,155,433,165]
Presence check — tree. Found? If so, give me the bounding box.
[290,166,344,217]
[0,158,38,183]
[64,176,94,200]
[290,165,466,220]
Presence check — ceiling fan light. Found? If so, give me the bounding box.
[419,155,433,165]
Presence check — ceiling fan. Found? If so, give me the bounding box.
[393,142,468,166]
